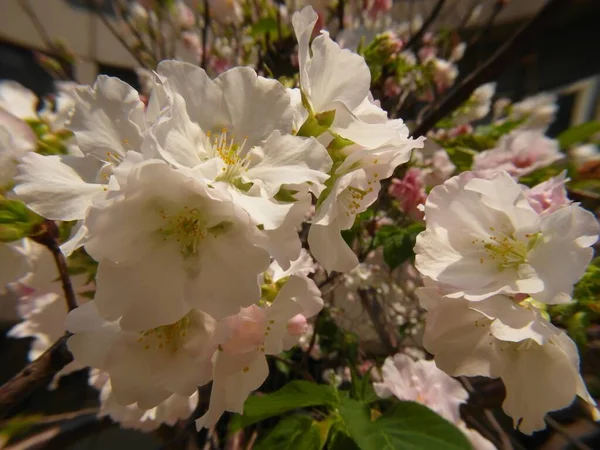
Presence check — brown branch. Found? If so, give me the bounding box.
[411,0,570,138]
[404,0,446,51]
[0,220,79,419]
[32,220,78,312]
[201,0,210,69]
[88,0,152,69]
[357,287,398,353]
[113,0,157,67]
[18,0,74,81]
[0,335,73,419]
[545,416,593,450]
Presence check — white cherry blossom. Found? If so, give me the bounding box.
[84,160,270,329]
[417,286,597,434]
[67,301,216,409]
[415,171,599,304]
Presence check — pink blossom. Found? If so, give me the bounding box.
[388,168,427,219]
[218,305,266,354]
[365,0,393,19]
[383,77,402,97]
[523,171,571,215]
[422,149,456,187]
[473,130,564,179]
[287,314,308,336]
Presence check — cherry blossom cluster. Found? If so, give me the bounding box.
[8,5,423,429]
[413,170,600,434]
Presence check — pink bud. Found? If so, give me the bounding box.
[287,314,308,336]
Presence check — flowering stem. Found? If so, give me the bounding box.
[32,220,78,312]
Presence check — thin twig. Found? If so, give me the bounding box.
[470,0,505,45]
[18,0,73,80]
[545,416,593,450]
[411,0,570,138]
[32,221,78,312]
[404,0,446,51]
[201,0,210,69]
[88,0,151,69]
[461,377,512,450]
[113,0,157,66]
[357,287,398,353]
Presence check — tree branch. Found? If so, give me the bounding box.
[0,220,78,419]
[32,220,78,312]
[411,0,570,138]
[357,287,398,353]
[403,0,446,51]
[201,0,210,69]
[0,335,73,419]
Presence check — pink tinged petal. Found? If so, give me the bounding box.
[528,205,599,304]
[15,153,106,221]
[287,314,308,336]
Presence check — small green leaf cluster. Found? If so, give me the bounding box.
[230,379,473,450]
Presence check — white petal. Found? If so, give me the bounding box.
[305,34,371,113]
[216,67,294,145]
[308,221,359,273]
[69,76,145,160]
[0,81,37,119]
[15,153,105,220]
[157,60,228,131]
[244,132,331,197]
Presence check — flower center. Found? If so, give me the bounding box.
[138,314,191,353]
[158,206,206,257]
[475,228,539,270]
[208,128,250,184]
[340,186,373,217]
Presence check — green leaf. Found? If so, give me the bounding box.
[249,17,278,38]
[254,415,331,450]
[567,311,589,350]
[444,147,476,172]
[0,199,44,242]
[338,398,473,450]
[558,121,600,149]
[375,224,424,270]
[230,381,338,431]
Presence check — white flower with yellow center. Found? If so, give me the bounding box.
[67,301,216,409]
[415,171,599,304]
[417,286,597,435]
[147,62,332,231]
[84,160,270,329]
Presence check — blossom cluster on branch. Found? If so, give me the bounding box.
[0,0,599,447]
